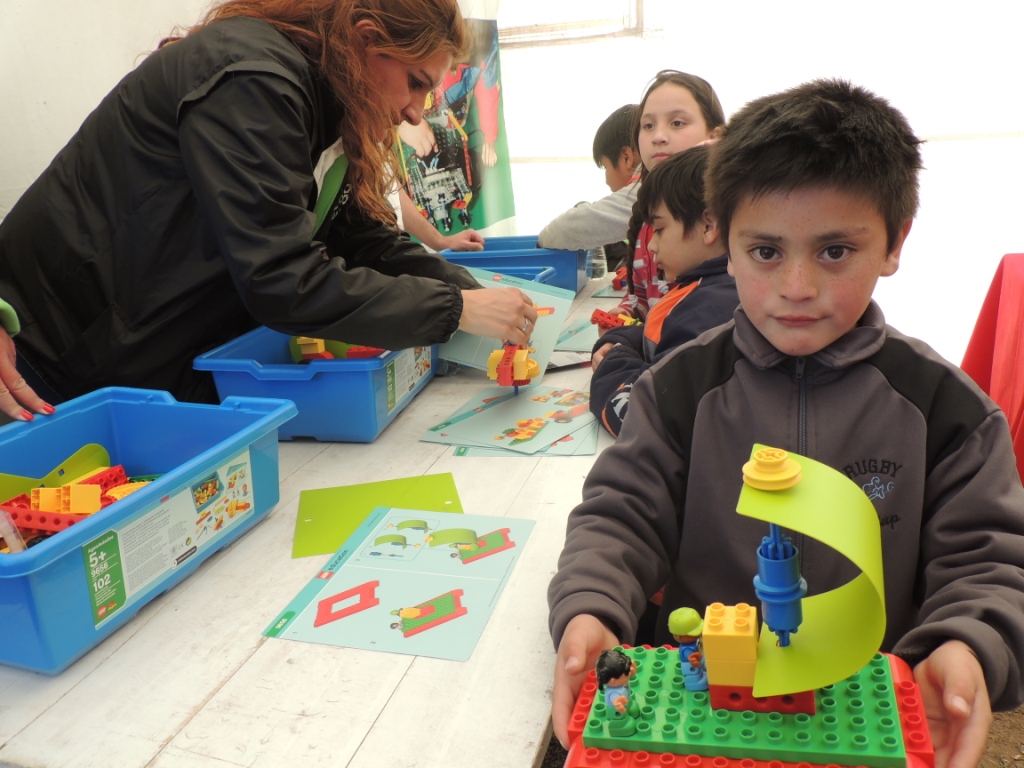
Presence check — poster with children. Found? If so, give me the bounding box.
[266,508,533,661]
[398,4,515,237]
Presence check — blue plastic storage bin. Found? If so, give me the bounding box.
[0,387,296,674]
[444,235,592,293]
[193,327,437,442]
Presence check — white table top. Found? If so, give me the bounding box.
[0,280,615,768]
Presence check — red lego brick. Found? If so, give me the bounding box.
[77,465,128,494]
[345,345,385,359]
[591,308,626,330]
[888,653,935,768]
[1,493,31,509]
[707,683,816,714]
[568,672,599,744]
[1,505,88,533]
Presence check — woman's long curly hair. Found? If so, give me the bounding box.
[168,0,468,225]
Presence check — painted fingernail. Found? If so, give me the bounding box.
[41,403,56,414]
[20,410,34,421]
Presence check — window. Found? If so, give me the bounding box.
[498,0,643,48]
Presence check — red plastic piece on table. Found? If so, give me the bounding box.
[345,346,386,359]
[888,654,935,768]
[707,683,816,714]
[1,505,88,533]
[612,266,628,291]
[591,308,626,330]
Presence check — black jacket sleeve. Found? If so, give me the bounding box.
[177,71,474,350]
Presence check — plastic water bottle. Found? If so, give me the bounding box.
[590,246,607,280]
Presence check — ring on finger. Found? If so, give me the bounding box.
[521,319,531,332]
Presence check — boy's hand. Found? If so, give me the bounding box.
[443,229,485,252]
[551,614,619,749]
[592,342,617,370]
[913,639,992,768]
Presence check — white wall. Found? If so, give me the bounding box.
[1,0,1021,363]
[0,0,210,216]
[499,0,1024,363]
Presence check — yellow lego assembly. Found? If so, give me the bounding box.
[702,603,759,660]
[59,484,102,515]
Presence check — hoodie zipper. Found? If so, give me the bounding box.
[794,357,807,568]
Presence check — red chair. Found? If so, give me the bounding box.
[961,253,1024,482]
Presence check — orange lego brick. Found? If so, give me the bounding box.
[30,488,62,513]
[59,484,101,515]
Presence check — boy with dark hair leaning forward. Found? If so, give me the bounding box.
[548,79,1024,768]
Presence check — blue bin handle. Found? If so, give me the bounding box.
[534,266,557,283]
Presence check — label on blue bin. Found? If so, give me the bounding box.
[389,347,433,413]
[81,449,253,627]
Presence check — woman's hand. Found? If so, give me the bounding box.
[0,328,54,421]
[459,287,537,346]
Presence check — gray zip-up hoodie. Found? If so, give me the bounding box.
[548,301,1024,710]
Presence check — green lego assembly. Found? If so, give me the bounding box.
[581,645,907,768]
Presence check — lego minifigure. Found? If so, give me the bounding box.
[595,649,636,713]
[667,607,709,691]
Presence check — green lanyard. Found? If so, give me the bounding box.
[313,154,349,238]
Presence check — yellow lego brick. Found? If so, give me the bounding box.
[30,488,62,513]
[702,603,759,661]
[59,484,102,515]
[705,657,757,687]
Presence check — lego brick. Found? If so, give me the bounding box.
[60,484,101,515]
[568,672,599,744]
[708,684,816,715]
[1,493,31,509]
[30,488,61,513]
[1,506,88,533]
[704,658,757,688]
[887,655,935,768]
[702,603,758,661]
[581,646,907,768]
[76,465,128,493]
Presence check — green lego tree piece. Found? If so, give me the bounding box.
[582,646,906,768]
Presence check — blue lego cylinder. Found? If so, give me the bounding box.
[753,545,807,646]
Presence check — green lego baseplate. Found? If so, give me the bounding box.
[582,646,907,768]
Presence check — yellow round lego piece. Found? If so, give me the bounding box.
[742,448,802,490]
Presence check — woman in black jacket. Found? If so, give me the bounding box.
[0,0,535,416]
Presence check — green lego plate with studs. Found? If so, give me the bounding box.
[582,646,907,768]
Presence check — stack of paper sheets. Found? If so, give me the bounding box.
[420,385,598,457]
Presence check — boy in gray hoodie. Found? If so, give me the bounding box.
[547,79,1024,768]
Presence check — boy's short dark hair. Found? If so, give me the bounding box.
[705,79,923,251]
[593,105,638,167]
[634,145,710,235]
